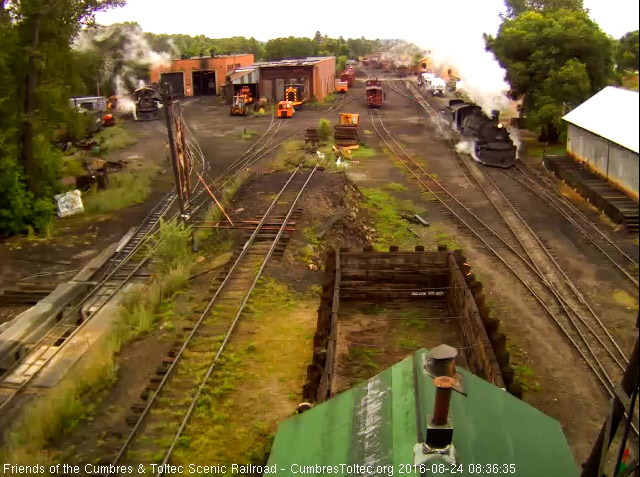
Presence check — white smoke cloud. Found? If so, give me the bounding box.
[74,24,171,112]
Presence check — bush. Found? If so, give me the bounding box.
[82,168,158,214]
[0,155,55,237]
[318,118,332,142]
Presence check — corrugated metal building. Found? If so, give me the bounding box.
[150,54,254,97]
[268,348,578,476]
[253,56,336,103]
[223,66,260,103]
[563,86,639,200]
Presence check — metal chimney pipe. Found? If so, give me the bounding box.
[428,344,458,377]
[431,376,456,426]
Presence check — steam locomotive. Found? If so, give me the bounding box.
[441,99,516,168]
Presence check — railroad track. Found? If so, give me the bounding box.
[508,163,639,287]
[0,188,184,414]
[395,78,638,287]
[92,164,317,476]
[369,109,633,408]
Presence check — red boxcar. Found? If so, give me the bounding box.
[366,79,384,108]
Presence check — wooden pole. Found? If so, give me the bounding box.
[161,84,185,218]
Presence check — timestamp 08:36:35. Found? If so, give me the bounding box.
[400,463,517,474]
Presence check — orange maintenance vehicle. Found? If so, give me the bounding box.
[230,86,255,116]
[277,100,295,119]
[335,79,348,93]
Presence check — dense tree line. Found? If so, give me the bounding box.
[486,0,637,139]
[0,0,123,236]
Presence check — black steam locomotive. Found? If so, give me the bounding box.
[134,86,161,121]
[441,99,516,168]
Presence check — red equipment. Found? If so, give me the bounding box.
[365,79,384,108]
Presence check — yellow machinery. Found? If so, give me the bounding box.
[334,113,359,146]
[277,100,295,119]
[230,86,255,116]
[335,80,348,93]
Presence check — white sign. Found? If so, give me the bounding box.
[54,190,84,217]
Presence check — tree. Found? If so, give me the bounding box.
[0,0,123,235]
[616,30,639,72]
[485,8,614,137]
[502,0,583,18]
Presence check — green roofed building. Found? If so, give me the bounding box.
[267,348,578,477]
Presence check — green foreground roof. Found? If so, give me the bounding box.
[267,349,578,477]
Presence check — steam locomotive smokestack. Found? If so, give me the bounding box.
[491,110,500,123]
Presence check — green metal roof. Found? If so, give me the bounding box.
[267,349,578,477]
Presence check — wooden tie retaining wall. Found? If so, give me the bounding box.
[303,245,523,403]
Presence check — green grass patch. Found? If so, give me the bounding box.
[169,277,316,473]
[273,139,307,170]
[361,188,418,250]
[426,223,460,250]
[1,221,194,464]
[383,182,407,192]
[352,145,377,158]
[93,124,137,152]
[240,129,257,140]
[61,154,85,178]
[612,289,639,310]
[347,347,381,370]
[82,167,159,214]
[526,143,566,158]
[506,341,541,393]
[323,93,337,103]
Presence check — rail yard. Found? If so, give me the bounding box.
[0,49,638,477]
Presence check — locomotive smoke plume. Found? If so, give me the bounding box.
[74,24,172,113]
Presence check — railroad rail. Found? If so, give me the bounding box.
[369,109,634,415]
[508,163,639,287]
[393,77,638,287]
[96,164,316,476]
[0,189,182,413]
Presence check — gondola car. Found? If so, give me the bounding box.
[441,99,516,168]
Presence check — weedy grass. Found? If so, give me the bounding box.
[383,182,408,192]
[94,125,137,152]
[347,347,381,370]
[349,145,377,159]
[361,188,418,250]
[273,139,306,170]
[169,277,316,472]
[506,341,541,393]
[240,129,257,140]
[83,167,159,214]
[323,93,337,103]
[1,222,194,464]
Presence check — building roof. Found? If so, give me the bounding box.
[563,86,639,154]
[226,67,258,82]
[267,349,578,476]
[253,56,335,68]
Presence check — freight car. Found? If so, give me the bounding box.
[396,65,409,78]
[441,99,516,168]
[366,79,384,108]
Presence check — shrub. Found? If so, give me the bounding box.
[318,118,332,142]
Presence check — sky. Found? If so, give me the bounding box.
[93,0,639,112]
[95,0,639,44]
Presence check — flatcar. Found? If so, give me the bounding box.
[441,99,516,168]
[366,79,384,108]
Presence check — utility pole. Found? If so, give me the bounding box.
[161,83,187,219]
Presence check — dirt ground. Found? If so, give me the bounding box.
[334,302,463,394]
